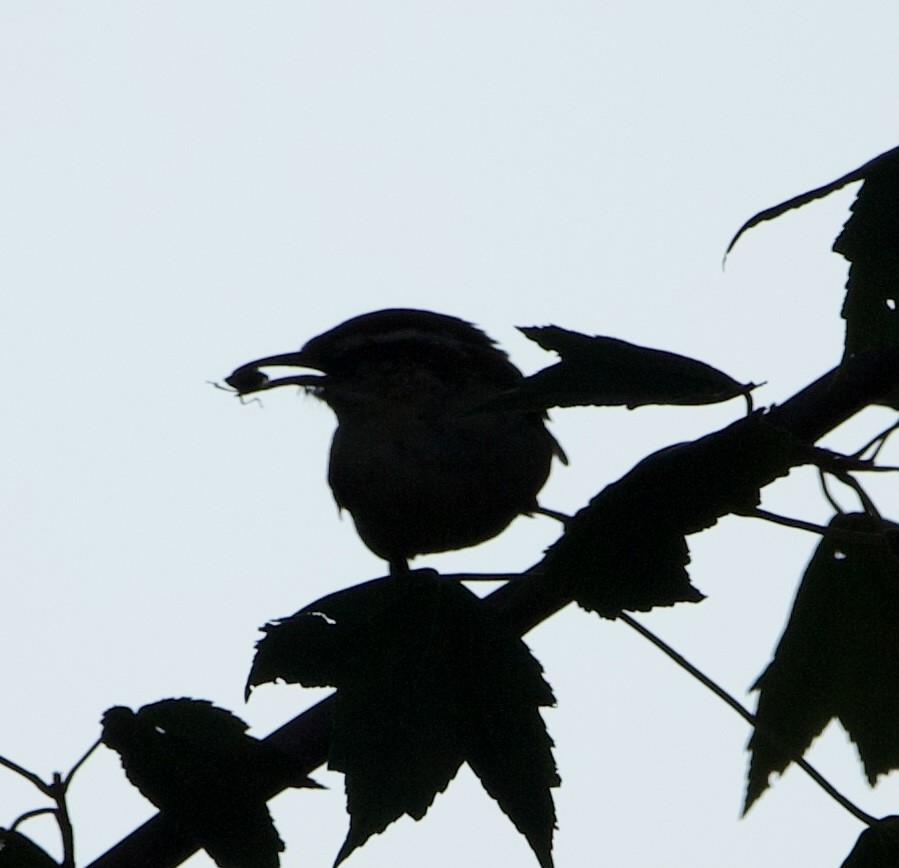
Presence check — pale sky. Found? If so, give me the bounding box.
[3,3,899,866]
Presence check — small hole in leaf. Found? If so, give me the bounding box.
[834,550,847,561]
[887,298,897,311]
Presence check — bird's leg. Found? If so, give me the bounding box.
[388,558,411,577]
[533,505,572,526]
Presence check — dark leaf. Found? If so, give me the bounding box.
[101,698,319,868]
[249,573,558,868]
[0,828,57,867]
[725,144,899,380]
[840,816,899,868]
[247,607,348,694]
[746,514,899,813]
[462,617,560,868]
[725,144,899,256]
[538,414,801,617]
[833,154,899,362]
[479,326,755,412]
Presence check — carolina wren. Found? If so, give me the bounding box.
[226,309,564,574]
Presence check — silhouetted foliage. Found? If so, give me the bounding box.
[834,155,899,363]
[0,829,57,868]
[481,325,756,413]
[101,699,320,868]
[728,143,899,384]
[8,144,899,868]
[840,816,899,868]
[248,572,558,867]
[537,414,802,617]
[746,513,899,813]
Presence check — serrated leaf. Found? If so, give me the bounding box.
[833,154,899,361]
[840,816,899,868]
[538,414,800,617]
[462,618,559,868]
[479,326,755,413]
[249,573,558,868]
[0,828,57,868]
[725,144,899,378]
[101,698,319,868]
[247,609,346,694]
[746,514,899,813]
[725,147,899,256]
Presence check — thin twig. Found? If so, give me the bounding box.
[741,508,828,535]
[619,613,877,826]
[11,807,55,831]
[829,470,881,518]
[64,737,101,786]
[853,419,899,461]
[441,572,538,582]
[52,772,75,868]
[533,506,572,524]
[0,753,49,794]
[1,740,97,865]
[818,468,844,514]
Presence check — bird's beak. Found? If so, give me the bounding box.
[224,351,325,396]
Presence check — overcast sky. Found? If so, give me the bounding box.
[3,3,899,867]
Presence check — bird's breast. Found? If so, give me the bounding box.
[325,408,554,561]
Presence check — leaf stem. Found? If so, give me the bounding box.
[829,470,881,518]
[533,506,572,525]
[11,806,56,830]
[0,753,50,793]
[618,612,877,827]
[52,772,76,868]
[853,419,899,461]
[65,737,101,785]
[0,740,97,867]
[442,571,537,582]
[741,508,828,534]
[818,468,844,514]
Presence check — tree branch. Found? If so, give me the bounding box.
[86,348,899,868]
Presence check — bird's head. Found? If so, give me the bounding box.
[225,308,524,419]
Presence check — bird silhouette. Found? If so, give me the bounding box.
[227,308,564,574]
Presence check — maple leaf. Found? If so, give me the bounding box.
[101,698,320,868]
[537,414,801,617]
[0,828,57,868]
[840,816,899,868]
[833,153,899,362]
[247,572,559,868]
[726,144,899,397]
[745,513,899,813]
